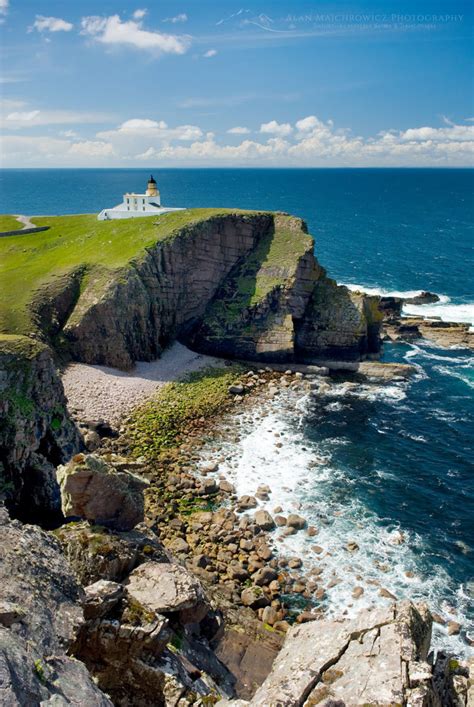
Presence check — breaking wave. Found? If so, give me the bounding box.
[342,282,474,328]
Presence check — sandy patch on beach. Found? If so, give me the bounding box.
[62,342,225,425]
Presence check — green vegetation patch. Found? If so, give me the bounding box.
[0,215,23,232]
[0,208,250,336]
[0,333,46,359]
[128,365,243,459]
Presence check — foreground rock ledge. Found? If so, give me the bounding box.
[221,602,471,706]
[0,506,111,705]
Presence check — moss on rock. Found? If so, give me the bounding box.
[128,365,243,460]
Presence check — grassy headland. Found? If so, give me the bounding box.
[0,209,245,336]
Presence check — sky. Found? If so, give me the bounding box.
[0,0,473,167]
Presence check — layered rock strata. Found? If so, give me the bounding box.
[28,212,383,368]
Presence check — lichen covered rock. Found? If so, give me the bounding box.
[57,453,148,530]
[125,560,210,625]
[234,602,462,706]
[54,520,169,585]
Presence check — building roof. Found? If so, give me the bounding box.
[148,174,157,184]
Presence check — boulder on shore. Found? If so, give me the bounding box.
[57,453,148,531]
[125,560,210,624]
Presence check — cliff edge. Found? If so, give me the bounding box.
[0,209,383,369]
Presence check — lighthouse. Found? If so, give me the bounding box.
[97,174,184,221]
[146,175,159,198]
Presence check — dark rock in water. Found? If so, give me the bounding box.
[379,295,403,318]
[0,505,111,705]
[395,323,421,340]
[404,290,440,305]
[286,513,306,530]
[254,509,276,530]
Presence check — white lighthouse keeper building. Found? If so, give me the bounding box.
[98,175,185,221]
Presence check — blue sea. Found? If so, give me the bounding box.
[1,168,473,655]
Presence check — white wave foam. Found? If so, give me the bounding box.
[324,381,408,402]
[342,283,430,299]
[434,365,474,390]
[196,388,473,659]
[403,301,474,328]
[404,343,474,365]
[342,282,473,327]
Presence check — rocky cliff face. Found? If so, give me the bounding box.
[0,506,111,705]
[29,211,382,368]
[61,213,273,369]
[0,335,80,525]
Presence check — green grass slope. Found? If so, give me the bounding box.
[0,209,243,336]
[0,215,23,232]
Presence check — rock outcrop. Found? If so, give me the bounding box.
[57,453,148,531]
[125,561,210,625]
[188,214,383,363]
[385,316,474,349]
[54,519,169,585]
[0,335,80,525]
[378,291,473,349]
[225,602,471,706]
[0,506,111,705]
[62,527,236,704]
[62,213,274,369]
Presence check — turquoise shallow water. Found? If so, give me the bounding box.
[1,167,473,652]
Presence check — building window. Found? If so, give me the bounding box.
[143,206,145,211]
[126,198,129,203]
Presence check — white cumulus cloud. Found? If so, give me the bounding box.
[0,0,9,16]
[204,49,218,58]
[81,14,190,55]
[31,15,73,33]
[1,113,473,168]
[295,115,328,132]
[227,126,251,134]
[133,9,147,20]
[68,140,115,157]
[120,118,168,130]
[260,120,293,136]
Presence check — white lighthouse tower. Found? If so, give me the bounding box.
[98,175,184,221]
